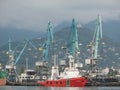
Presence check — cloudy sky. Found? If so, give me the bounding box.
[0,0,120,32]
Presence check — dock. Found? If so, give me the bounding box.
[6,81,39,86]
[86,82,120,86]
[86,77,120,86]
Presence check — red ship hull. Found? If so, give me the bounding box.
[0,79,6,86]
[37,77,87,87]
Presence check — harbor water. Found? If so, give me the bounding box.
[0,86,120,90]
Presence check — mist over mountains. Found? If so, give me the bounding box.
[85,19,120,42]
[0,18,120,47]
[0,27,44,46]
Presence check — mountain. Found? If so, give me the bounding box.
[53,25,120,68]
[85,19,120,42]
[0,21,120,72]
[53,21,71,32]
[0,22,120,69]
[0,26,44,46]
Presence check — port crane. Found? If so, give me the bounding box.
[5,39,28,83]
[60,19,82,70]
[86,15,102,72]
[35,22,54,80]
[67,18,83,69]
[5,39,35,83]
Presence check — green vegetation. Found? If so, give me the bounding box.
[0,26,120,71]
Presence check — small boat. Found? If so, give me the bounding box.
[0,63,7,85]
[37,55,87,87]
[19,69,39,83]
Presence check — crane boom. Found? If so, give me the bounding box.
[92,15,102,60]
[27,39,37,50]
[44,22,53,61]
[14,41,28,65]
[69,18,79,56]
[8,38,15,66]
[9,38,12,53]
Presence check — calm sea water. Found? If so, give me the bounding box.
[0,86,120,90]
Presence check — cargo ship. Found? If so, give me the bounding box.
[0,63,7,85]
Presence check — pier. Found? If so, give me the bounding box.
[86,77,120,86]
[7,81,39,86]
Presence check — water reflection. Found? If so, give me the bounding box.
[0,86,120,90]
[49,87,94,90]
[0,86,95,90]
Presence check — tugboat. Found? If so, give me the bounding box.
[37,54,87,87]
[0,63,7,85]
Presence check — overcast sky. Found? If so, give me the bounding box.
[0,0,120,32]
